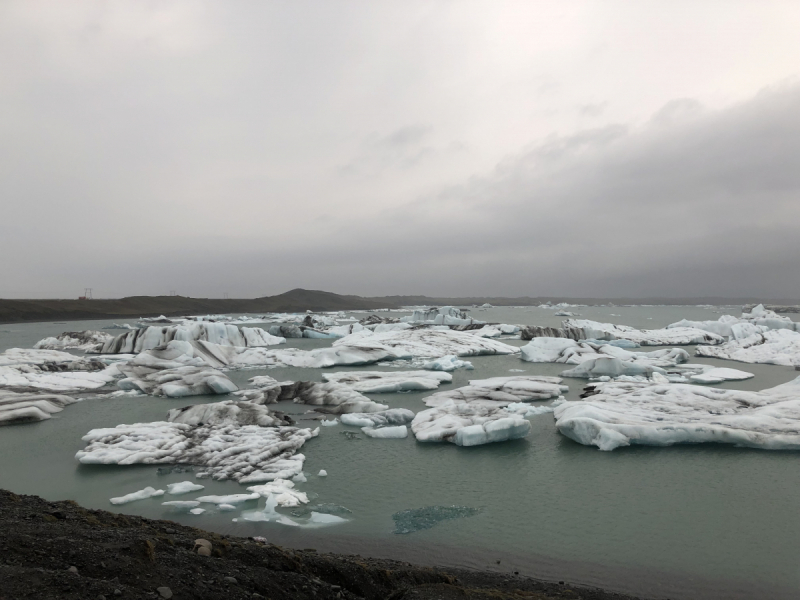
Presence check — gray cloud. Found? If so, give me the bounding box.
[1,3,799,299]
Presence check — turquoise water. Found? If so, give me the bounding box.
[1,306,798,599]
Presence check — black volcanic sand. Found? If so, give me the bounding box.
[0,490,641,600]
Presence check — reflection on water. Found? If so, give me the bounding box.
[1,305,798,600]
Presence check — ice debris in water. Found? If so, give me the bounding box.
[218,504,237,511]
[246,479,308,507]
[110,487,164,505]
[688,367,754,384]
[166,481,205,495]
[554,375,800,451]
[34,330,114,352]
[392,506,482,534]
[162,501,200,510]
[320,418,339,426]
[421,355,474,371]
[190,508,205,515]
[340,408,415,428]
[333,328,519,359]
[318,470,328,477]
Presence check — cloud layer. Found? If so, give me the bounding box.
[1,1,799,298]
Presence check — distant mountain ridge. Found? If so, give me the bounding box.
[1,289,798,324]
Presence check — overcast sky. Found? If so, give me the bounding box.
[2,1,799,299]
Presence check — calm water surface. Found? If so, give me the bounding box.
[1,306,798,599]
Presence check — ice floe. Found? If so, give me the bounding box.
[320,370,452,393]
[110,486,164,505]
[0,352,119,392]
[76,400,317,483]
[195,493,260,505]
[402,306,484,327]
[422,376,568,408]
[420,355,474,371]
[564,319,725,346]
[166,481,205,495]
[554,376,800,451]
[520,338,689,369]
[696,329,800,367]
[332,328,519,359]
[362,425,408,438]
[392,505,481,534]
[560,357,667,379]
[0,390,81,424]
[246,479,308,507]
[688,368,755,384]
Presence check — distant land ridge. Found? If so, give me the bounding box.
[1,289,798,324]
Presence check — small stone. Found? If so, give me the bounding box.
[164,528,176,534]
[224,576,238,585]
[68,566,78,573]
[113,591,122,597]
[197,546,211,557]
[97,596,107,600]
[156,587,173,599]
[100,562,106,568]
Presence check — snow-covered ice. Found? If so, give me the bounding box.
[318,470,327,476]
[110,487,164,505]
[162,500,201,510]
[195,493,260,505]
[246,479,308,507]
[99,323,285,354]
[422,376,568,408]
[554,376,800,451]
[689,368,755,384]
[560,357,666,379]
[562,319,725,346]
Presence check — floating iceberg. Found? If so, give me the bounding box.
[0,355,119,393]
[166,481,205,495]
[0,390,81,425]
[554,376,800,451]
[520,338,690,370]
[695,330,800,367]
[99,322,285,354]
[76,400,318,483]
[339,408,415,428]
[412,401,531,446]
[560,357,666,379]
[421,355,474,371]
[362,425,408,438]
[117,364,237,398]
[34,330,114,352]
[333,328,519,359]
[422,376,568,408]
[246,479,308,507]
[402,306,484,327]
[563,319,725,346]
[321,370,452,393]
[689,367,755,384]
[110,486,164,505]
[195,493,260,505]
[162,500,200,510]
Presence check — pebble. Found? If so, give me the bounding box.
[113,590,122,597]
[224,576,238,585]
[67,566,78,574]
[164,528,176,534]
[156,587,173,599]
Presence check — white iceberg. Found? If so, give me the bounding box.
[420,355,474,371]
[0,390,80,424]
[333,328,519,359]
[560,357,666,379]
[110,486,164,505]
[321,370,452,393]
[554,376,800,451]
[520,337,690,370]
[340,408,415,428]
[422,376,568,408]
[76,400,318,483]
[561,319,725,346]
[195,493,260,505]
[411,401,532,446]
[34,330,114,352]
[689,367,755,384]
[362,425,408,439]
[246,479,308,507]
[696,329,800,367]
[166,481,205,495]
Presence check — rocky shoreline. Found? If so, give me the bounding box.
[0,489,642,600]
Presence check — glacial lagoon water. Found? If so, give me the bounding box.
[1,305,798,599]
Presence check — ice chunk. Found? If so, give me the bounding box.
[189,508,205,515]
[307,512,348,525]
[554,376,800,451]
[560,357,666,379]
[218,504,237,511]
[321,370,451,393]
[110,487,164,505]
[421,355,474,371]
[100,322,284,354]
[195,493,260,505]
[333,328,519,359]
[162,500,200,510]
[166,481,205,495]
[320,418,339,426]
[340,408,415,428]
[412,400,531,446]
[318,469,327,477]
[362,425,408,439]
[247,479,308,507]
[520,337,689,368]
[689,367,755,384]
[34,330,114,352]
[696,330,800,367]
[563,319,725,346]
[423,376,567,408]
[392,506,481,534]
[0,390,80,425]
[76,400,317,483]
